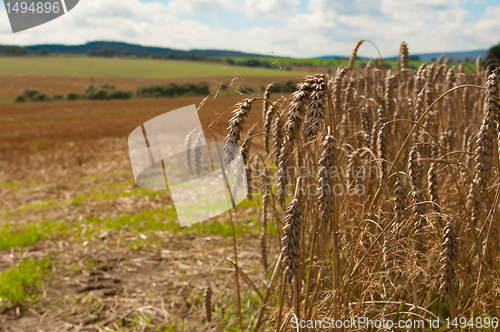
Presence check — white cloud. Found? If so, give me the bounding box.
[308,0,380,16]
[0,0,497,58]
[244,0,299,18]
[166,0,236,13]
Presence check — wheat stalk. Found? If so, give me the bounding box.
[260,167,270,271]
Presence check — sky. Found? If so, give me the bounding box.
[0,0,499,58]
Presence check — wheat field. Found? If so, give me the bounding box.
[201,40,500,331]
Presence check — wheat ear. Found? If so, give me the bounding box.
[400,42,409,70]
[281,196,302,283]
[348,40,363,69]
[263,100,281,153]
[385,75,395,119]
[360,107,373,148]
[304,74,327,140]
[439,222,458,298]
[377,123,388,187]
[272,116,284,164]
[409,145,427,256]
[193,132,203,177]
[246,165,253,200]
[262,83,275,122]
[204,286,213,323]
[384,172,407,280]
[224,97,255,164]
[185,129,195,172]
[332,67,347,116]
[473,71,499,194]
[277,143,289,206]
[318,129,336,224]
[284,81,311,147]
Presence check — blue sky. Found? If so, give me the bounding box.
[0,0,499,58]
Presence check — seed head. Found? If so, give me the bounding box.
[439,222,459,298]
[318,133,336,224]
[281,198,302,283]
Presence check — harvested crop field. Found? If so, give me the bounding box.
[0,93,269,331]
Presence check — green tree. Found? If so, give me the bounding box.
[2,46,31,56]
[36,48,49,56]
[486,42,500,66]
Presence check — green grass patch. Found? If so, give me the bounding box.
[0,56,311,78]
[0,221,68,250]
[0,259,49,307]
[88,206,261,238]
[8,180,162,213]
[0,199,264,251]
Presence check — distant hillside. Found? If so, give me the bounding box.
[411,49,488,62]
[16,41,268,58]
[315,55,349,60]
[317,49,489,62]
[1,41,491,66]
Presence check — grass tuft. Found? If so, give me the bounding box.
[0,259,49,307]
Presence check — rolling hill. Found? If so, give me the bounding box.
[19,41,268,58]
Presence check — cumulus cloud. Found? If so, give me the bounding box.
[244,0,299,18]
[0,0,497,58]
[166,0,236,13]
